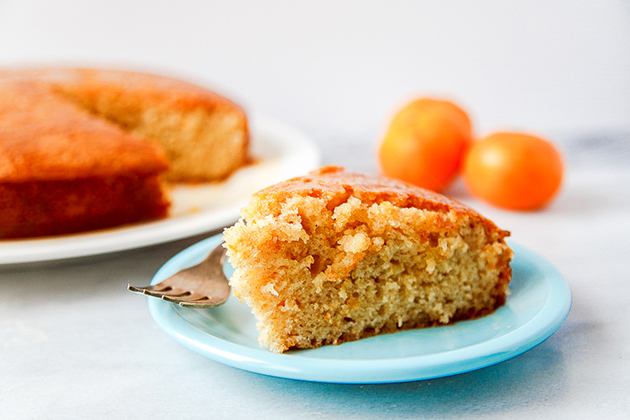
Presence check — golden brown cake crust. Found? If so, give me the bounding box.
[0,79,169,182]
[255,166,507,235]
[0,175,169,239]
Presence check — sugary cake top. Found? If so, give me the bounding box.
[258,166,467,211]
[254,166,508,236]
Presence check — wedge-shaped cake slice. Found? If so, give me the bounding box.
[224,166,513,353]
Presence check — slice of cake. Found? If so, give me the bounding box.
[0,68,250,239]
[223,166,513,353]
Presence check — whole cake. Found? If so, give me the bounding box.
[223,166,513,353]
[0,68,249,239]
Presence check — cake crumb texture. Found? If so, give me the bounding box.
[224,166,513,353]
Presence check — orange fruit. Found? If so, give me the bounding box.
[378,98,472,192]
[462,132,563,210]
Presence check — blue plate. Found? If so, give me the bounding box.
[148,234,571,384]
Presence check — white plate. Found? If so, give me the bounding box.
[148,236,572,384]
[0,114,321,265]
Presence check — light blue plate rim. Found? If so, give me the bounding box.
[147,234,572,384]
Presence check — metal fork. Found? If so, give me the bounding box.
[127,242,230,308]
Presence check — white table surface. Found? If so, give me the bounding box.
[1,130,629,419]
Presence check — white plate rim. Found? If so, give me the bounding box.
[0,114,320,265]
[147,235,572,384]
